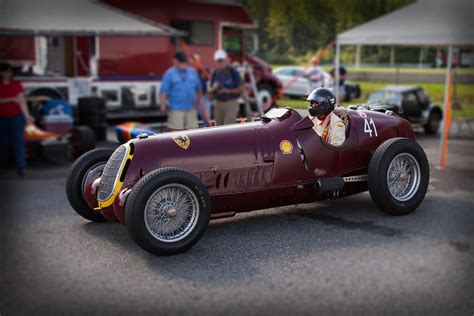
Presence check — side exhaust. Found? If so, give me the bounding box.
[314,177,345,193]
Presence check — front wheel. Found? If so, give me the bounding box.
[66,148,114,222]
[125,167,211,255]
[368,138,429,215]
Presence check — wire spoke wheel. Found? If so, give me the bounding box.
[368,138,429,215]
[387,153,421,202]
[126,168,211,255]
[144,183,200,243]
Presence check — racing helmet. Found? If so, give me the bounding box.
[307,87,336,117]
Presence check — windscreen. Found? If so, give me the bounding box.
[368,91,401,105]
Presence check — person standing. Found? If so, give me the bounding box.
[209,50,244,126]
[160,52,202,131]
[190,54,212,127]
[330,65,348,102]
[0,63,33,176]
[305,57,329,93]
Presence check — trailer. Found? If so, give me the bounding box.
[0,0,281,123]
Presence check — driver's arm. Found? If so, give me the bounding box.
[330,121,346,146]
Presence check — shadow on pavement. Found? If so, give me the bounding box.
[81,194,414,285]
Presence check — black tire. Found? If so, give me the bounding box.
[69,126,97,158]
[424,110,441,135]
[66,148,114,222]
[368,138,429,215]
[125,167,211,255]
[353,83,361,99]
[90,124,108,142]
[343,90,351,102]
[78,97,107,128]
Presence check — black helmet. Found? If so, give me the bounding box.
[307,87,335,117]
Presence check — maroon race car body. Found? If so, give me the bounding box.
[66,107,429,255]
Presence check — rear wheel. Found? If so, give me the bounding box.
[352,83,361,98]
[66,148,114,222]
[257,83,276,112]
[368,138,429,215]
[125,167,211,255]
[424,110,441,135]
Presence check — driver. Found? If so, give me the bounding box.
[307,87,346,146]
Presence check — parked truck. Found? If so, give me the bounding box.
[0,0,281,123]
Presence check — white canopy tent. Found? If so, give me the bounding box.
[334,0,474,168]
[337,0,473,46]
[0,0,184,36]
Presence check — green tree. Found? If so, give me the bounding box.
[243,0,413,64]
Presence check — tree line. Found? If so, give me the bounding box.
[243,0,417,65]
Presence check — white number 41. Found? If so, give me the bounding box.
[364,118,378,137]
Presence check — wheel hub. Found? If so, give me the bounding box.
[166,208,178,218]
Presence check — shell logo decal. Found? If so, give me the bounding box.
[172,134,190,150]
[279,139,294,155]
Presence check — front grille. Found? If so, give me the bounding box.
[97,145,127,202]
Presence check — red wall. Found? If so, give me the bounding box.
[98,36,174,77]
[0,36,36,65]
[98,0,252,77]
[75,36,94,76]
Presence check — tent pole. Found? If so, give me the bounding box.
[437,45,453,169]
[418,47,423,68]
[390,46,395,67]
[355,45,361,69]
[335,41,340,104]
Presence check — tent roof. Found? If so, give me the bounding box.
[0,0,185,36]
[337,0,474,46]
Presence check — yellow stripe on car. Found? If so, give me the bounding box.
[96,143,134,210]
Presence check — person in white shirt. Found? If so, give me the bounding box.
[307,87,346,146]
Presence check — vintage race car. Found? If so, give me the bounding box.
[66,107,429,255]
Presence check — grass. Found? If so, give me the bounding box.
[332,67,474,75]
[273,64,474,75]
[277,81,474,118]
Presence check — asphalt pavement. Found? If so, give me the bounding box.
[1,134,473,315]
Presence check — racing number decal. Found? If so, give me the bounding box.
[363,118,378,137]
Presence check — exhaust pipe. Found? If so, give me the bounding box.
[314,177,345,193]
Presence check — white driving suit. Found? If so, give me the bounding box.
[312,112,346,146]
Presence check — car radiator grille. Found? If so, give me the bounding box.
[97,145,127,202]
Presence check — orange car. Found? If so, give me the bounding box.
[25,124,96,161]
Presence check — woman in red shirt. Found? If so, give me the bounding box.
[0,63,33,176]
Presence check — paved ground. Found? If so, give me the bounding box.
[1,134,473,315]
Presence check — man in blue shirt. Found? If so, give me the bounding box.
[209,50,243,125]
[160,52,202,131]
